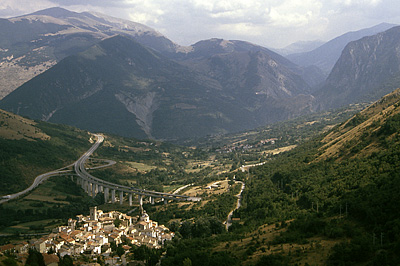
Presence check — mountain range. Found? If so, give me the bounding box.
[0,7,177,99]
[0,35,315,140]
[1,8,400,140]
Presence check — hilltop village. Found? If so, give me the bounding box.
[0,207,173,264]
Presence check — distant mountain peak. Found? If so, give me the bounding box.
[314,25,400,110]
[286,22,398,75]
[0,7,180,100]
[30,7,80,18]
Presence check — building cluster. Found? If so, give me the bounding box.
[217,138,277,153]
[0,207,173,263]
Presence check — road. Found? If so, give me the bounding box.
[0,167,73,204]
[239,162,266,172]
[0,134,109,205]
[224,180,245,230]
[73,134,200,201]
[1,133,199,205]
[172,183,194,194]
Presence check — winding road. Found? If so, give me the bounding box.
[224,180,245,230]
[0,166,74,204]
[1,133,200,205]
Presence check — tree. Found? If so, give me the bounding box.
[25,248,45,266]
[133,245,149,261]
[114,218,122,228]
[2,257,18,266]
[183,257,192,266]
[116,245,125,257]
[59,255,73,266]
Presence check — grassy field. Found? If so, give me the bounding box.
[214,221,342,265]
[123,161,158,172]
[0,109,50,141]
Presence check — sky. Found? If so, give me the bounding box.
[1,0,400,48]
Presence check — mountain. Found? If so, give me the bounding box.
[174,38,325,92]
[286,23,397,75]
[0,7,178,99]
[273,40,325,56]
[0,36,316,140]
[314,26,400,110]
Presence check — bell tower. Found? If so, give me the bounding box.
[90,206,98,221]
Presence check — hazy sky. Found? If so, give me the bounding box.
[1,0,400,48]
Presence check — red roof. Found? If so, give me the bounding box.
[0,244,14,252]
[43,254,60,265]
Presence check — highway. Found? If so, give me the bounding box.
[1,133,200,205]
[73,134,200,202]
[0,166,73,204]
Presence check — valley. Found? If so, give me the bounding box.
[2,90,400,265]
[0,6,400,266]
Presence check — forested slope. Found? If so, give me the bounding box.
[236,88,400,265]
[0,109,91,195]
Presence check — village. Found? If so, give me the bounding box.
[0,207,174,265]
[216,138,277,153]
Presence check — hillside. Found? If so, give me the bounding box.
[0,109,91,195]
[318,88,400,160]
[154,89,400,265]
[235,89,400,265]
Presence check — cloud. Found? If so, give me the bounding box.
[0,0,399,48]
[333,0,382,6]
[0,0,56,17]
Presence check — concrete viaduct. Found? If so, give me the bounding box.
[72,134,201,206]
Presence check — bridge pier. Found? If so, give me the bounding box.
[104,187,109,203]
[86,181,90,195]
[138,195,143,207]
[74,135,199,210]
[119,191,124,205]
[111,189,116,203]
[91,183,96,197]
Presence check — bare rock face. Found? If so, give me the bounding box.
[286,23,397,76]
[115,91,158,139]
[315,26,400,110]
[0,59,56,99]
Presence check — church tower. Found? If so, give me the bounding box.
[90,206,98,221]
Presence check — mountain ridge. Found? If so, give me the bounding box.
[286,22,397,75]
[0,7,178,99]
[314,26,400,110]
[0,35,315,140]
